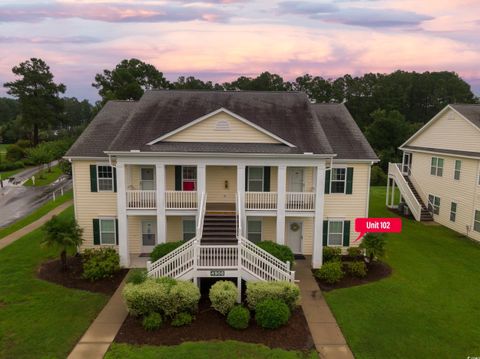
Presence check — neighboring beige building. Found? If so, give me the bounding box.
[66,90,378,280]
[387,104,480,242]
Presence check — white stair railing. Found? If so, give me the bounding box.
[388,163,422,221]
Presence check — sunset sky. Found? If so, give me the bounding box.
[1,0,479,101]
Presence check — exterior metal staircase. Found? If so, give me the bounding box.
[403,175,433,222]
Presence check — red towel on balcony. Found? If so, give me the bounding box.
[183,181,196,191]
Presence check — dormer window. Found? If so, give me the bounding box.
[215,120,230,131]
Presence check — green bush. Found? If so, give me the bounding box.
[255,299,290,329]
[370,165,387,186]
[126,269,147,285]
[150,241,185,262]
[171,312,193,327]
[6,144,26,162]
[344,261,367,278]
[209,280,237,315]
[0,161,24,174]
[142,312,163,331]
[360,233,387,262]
[346,247,363,258]
[256,241,295,265]
[322,246,342,263]
[123,278,200,318]
[15,139,31,148]
[227,306,250,330]
[314,261,344,284]
[246,281,300,310]
[82,248,120,281]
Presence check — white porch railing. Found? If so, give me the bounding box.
[126,190,156,209]
[198,245,238,268]
[286,192,315,211]
[165,190,198,209]
[387,163,422,221]
[245,192,277,210]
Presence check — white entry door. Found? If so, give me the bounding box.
[141,167,155,190]
[287,221,303,254]
[141,220,157,253]
[288,167,304,192]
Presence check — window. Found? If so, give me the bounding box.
[182,218,196,241]
[428,194,441,215]
[474,210,480,233]
[248,167,264,192]
[142,221,156,246]
[182,166,197,191]
[99,219,116,245]
[430,157,444,177]
[247,219,262,243]
[450,202,457,222]
[97,165,114,191]
[328,221,343,246]
[454,160,461,180]
[331,168,346,193]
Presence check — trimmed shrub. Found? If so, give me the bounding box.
[227,306,250,330]
[82,248,120,281]
[255,299,290,329]
[165,280,201,317]
[347,247,363,258]
[142,312,163,331]
[209,280,237,315]
[0,161,24,173]
[314,261,344,284]
[256,241,295,265]
[126,269,147,285]
[6,144,26,162]
[323,247,341,263]
[246,281,300,310]
[360,233,386,262]
[150,241,185,262]
[345,261,367,278]
[171,312,193,327]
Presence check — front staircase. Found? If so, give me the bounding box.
[202,214,237,245]
[403,176,433,222]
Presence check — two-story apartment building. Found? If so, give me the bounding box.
[66,90,377,281]
[387,104,480,242]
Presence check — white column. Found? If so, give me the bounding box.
[390,180,395,207]
[237,165,246,236]
[386,177,391,207]
[197,164,206,205]
[156,163,166,244]
[312,163,326,268]
[276,165,287,245]
[116,163,129,267]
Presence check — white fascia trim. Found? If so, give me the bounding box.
[397,147,480,160]
[105,151,335,160]
[333,159,378,164]
[146,107,297,148]
[63,156,109,160]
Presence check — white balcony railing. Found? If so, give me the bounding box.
[165,190,198,210]
[126,190,156,209]
[285,192,315,211]
[245,192,278,210]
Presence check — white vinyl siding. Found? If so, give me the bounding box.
[450,202,457,222]
[100,219,116,245]
[430,157,444,177]
[330,168,346,194]
[454,160,461,180]
[328,220,343,246]
[97,165,114,191]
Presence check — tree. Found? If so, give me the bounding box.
[26,143,55,173]
[62,97,93,127]
[92,58,169,103]
[3,58,66,145]
[224,72,291,91]
[42,215,83,271]
[360,233,386,263]
[294,74,334,103]
[172,76,221,90]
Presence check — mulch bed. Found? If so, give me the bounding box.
[37,255,128,296]
[114,298,314,351]
[314,259,392,292]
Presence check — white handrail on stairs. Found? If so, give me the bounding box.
[388,163,422,221]
[402,164,429,208]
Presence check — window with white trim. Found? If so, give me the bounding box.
[474,210,480,233]
[247,167,264,192]
[142,221,156,246]
[328,220,343,246]
[430,157,444,177]
[247,219,262,243]
[331,168,346,193]
[182,166,197,191]
[428,194,441,215]
[182,218,196,241]
[97,165,114,191]
[454,160,461,180]
[100,219,116,245]
[450,202,457,222]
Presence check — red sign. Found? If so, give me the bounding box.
[354,218,402,241]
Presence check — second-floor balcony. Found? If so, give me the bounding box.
[126,190,198,210]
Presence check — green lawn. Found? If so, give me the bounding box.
[0,144,7,161]
[0,190,73,240]
[23,165,63,187]
[106,342,317,359]
[0,206,108,358]
[325,187,480,359]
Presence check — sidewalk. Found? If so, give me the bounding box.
[0,200,73,251]
[296,258,354,359]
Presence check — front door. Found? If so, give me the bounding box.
[141,220,156,253]
[287,221,303,254]
[141,167,155,190]
[402,153,412,175]
[288,167,304,192]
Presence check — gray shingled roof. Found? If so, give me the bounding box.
[66,101,136,157]
[148,142,304,154]
[312,103,378,160]
[450,104,480,129]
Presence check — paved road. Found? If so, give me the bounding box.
[0,160,59,186]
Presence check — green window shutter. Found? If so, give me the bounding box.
[115,219,119,245]
[346,167,354,194]
[263,167,271,192]
[113,167,117,192]
[324,169,330,194]
[245,166,249,191]
[93,219,100,245]
[90,165,97,192]
[175,166,182,190]
[323,221,328,246]
[343,221,351,246]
